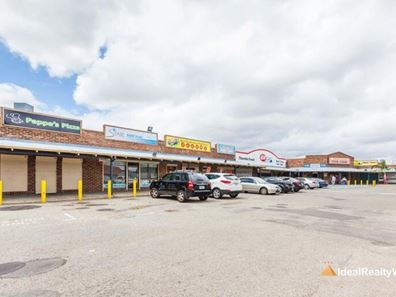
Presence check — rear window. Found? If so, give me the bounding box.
[191,173,209,183]
[205,174,220,180]
[224,175,238,181]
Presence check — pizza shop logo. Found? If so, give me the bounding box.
[6,112,24,124]
[259,154,266,162]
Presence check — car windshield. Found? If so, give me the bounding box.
[256,178,269,184]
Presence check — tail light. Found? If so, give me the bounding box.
[208,183,211,190]
[220,180,232,184]
[187,180,194,190]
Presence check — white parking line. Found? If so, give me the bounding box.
[63,213,76,221]
[0,217,44,227]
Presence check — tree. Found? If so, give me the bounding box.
[372,160,389,183]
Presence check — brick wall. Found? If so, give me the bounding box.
[0,114,234,160]
[287,152,355,168]
[82,158,103,192]
[27,156,35,194]
[56,157,62,192]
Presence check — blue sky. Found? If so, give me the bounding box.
[0,42,86,113]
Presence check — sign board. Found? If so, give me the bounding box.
[3,108,81,134]
[104,125,158,145]
[165,135,211,152]
[354,160,379,167]
[235,149,286,168]
[216,144,236,155]
[304,163,327,168]
[329,157,351,165]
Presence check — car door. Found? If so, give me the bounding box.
[159,173,172,195]
[240,178,256,192]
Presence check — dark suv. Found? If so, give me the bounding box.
[150,171,211,202]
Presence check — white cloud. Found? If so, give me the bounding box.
[1,0,396,159]
[0,83,42,107]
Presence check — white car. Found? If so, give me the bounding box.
[204,173,243,199]
[240,177,280,195]
[298,177,319,189]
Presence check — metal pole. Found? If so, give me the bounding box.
[110,157,115,196]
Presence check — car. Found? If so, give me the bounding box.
[204,173,242,199]
[297,177,319,189]
[240,177,280,195]
[281,177,304,192]
[262,177,293,193]
[312,178,329,188]
[150,171,211,202]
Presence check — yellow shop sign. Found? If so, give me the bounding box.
[165,135,211,152]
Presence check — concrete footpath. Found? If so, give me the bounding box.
[1,190,151,205]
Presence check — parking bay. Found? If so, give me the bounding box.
[1,186,396,296]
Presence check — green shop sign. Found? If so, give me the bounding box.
[3,108,81,134]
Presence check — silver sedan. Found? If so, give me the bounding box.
[239,177,280,195]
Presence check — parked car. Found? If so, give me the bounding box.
[150,171,211,202]
[312,178,329,188]
[204,173,242,199]
[281,177,304,192]
[297,177,319,189]
[240,177,280,195]
[262,177,293,193]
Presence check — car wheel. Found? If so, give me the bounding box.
[229,193,239,198]
[260,187,268,195]
[304,184,310,190]
[150,188,159,198]
[199,196,208,201]
[212,188,223,199]
[177,190,188,202]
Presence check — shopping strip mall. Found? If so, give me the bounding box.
[0,106,393,195]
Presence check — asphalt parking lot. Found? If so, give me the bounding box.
[1,186,396,297]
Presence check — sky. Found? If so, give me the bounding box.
[0,0,395,161]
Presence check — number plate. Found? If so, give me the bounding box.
[199,186,205,190]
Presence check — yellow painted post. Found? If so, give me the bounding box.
[373,180,376,187]
[366,180,369,186]
[347,180,350,186]
[41,180,47,203]
[0,180,3,206]
[360,180,363,186]
[107,180,112,199]
[132,178,137,198]
[78,180,83,201]
[354,180,357,186]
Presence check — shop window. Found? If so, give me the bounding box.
[104,160,126,189]
[140,163,158,188]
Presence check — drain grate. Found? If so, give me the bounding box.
[0,205,41,211]
[97,208,114,212]
[0,257,66,279]
[75,207,89,210]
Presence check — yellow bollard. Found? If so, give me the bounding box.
[354,180,357,186]
[360,180,363,186]
[347,180,350,186]
[41,180,47,203]
[78,180,83,201]
[366,180,369,186]
[0,180,3,206]
[132,178,137,198]
[373,180,376,187]
[107,180,112,199]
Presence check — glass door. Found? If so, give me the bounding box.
[127,163,139,189]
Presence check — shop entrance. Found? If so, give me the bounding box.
[36,157,57,194]
[127,163,139,189]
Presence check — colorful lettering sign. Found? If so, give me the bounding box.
[235,149,286,168]
[104,125,158,145]
[329,157,351,165]
[165,135,211,152]
[216,144,236,155]
[3,108,81,134]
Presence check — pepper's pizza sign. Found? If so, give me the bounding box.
[3,108,81,134]
[235,149,287,168]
